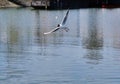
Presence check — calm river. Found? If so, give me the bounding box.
[0,8,120,84]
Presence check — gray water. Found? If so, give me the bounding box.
[0,8,120,84]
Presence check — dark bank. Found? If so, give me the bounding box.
[1,0,120,9]
[31,0,120,9]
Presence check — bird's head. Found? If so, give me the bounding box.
[57,24,60,27]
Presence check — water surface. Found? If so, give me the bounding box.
[0,8,120,84]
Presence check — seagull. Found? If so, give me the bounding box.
[44,9,69,35]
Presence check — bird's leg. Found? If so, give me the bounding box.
[64,27,69,32]
[61,27,69,32]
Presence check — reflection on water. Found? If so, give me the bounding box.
[0,8,120,84]
[83,9,103,49]
[82,9,103,64]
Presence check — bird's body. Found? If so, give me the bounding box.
[44,9,69,35]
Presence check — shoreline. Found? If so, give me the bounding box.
[1,1,120,9]
[0,2,18,8]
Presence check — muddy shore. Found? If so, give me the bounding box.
[0,0,17,7]
[0,0,31,7]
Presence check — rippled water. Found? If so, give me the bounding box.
[0,8,120,84]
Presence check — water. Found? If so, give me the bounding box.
[0,7,120,84]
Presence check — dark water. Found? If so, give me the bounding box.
[0,8,120,84]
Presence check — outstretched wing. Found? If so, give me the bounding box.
[44,27,60,35]
[44,9,69,35]
[61,9,69,25]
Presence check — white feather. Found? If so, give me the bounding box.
[44,9,69,35]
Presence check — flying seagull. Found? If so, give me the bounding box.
[44,9,69,35]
